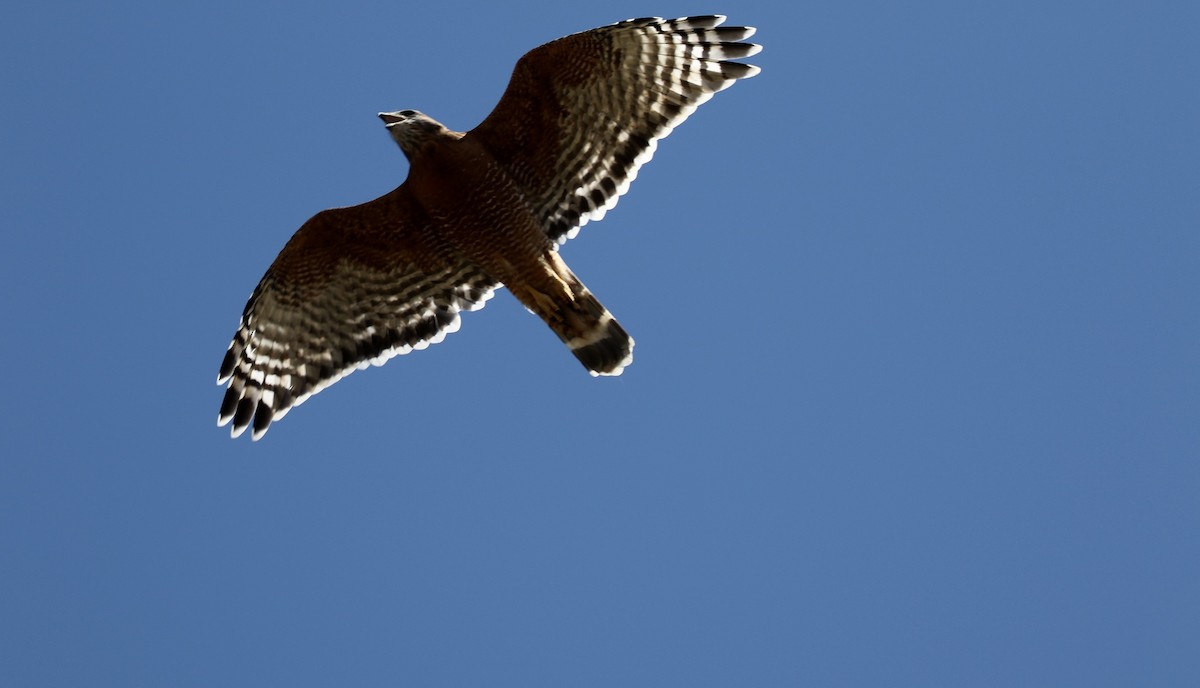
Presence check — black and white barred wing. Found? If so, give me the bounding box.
[469,15,761,244]
[217,204,496,441]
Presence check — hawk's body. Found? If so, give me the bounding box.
[218,16,761,439]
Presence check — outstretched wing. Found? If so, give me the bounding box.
[217,192,496,440]
[468,15,761,244]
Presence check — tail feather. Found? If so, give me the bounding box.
[560,298,634,376]
[513,257,634,376]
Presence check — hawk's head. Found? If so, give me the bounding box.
[378,110,453,160]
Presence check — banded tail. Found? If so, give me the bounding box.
[559,292,634,376]
[513,254,634,376]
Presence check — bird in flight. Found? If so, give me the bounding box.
[217,15,762,440]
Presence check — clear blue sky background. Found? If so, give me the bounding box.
[2,1,1197,685]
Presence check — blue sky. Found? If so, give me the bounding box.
[2,0,1197,685]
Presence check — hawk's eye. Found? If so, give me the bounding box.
[399,109,416,117]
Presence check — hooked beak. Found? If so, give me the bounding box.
[378,111,404,125]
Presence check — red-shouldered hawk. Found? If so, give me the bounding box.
[217,15,762,439]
